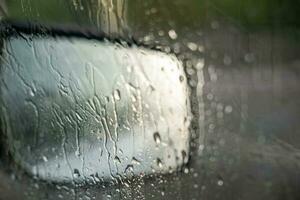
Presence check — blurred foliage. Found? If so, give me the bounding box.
[4,0,300,30]
[6,0,75,24]
[209,0,300,27]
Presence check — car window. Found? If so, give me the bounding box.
[1,1,300,200]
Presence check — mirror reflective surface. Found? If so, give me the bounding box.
[0,32,190,183]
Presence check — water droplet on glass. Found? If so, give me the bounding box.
[179,75,185,82]
[124,165,134,173]
[223,55,232,66]
[183,167,189,174]
[187,42,198,51]
[158,30,165,36]
[153,132,161,144]
[244,53,255,63]
[195,59,205,70]
[132,157,141,165]
[156,158,163,168]
[211,20,220,29]
[168,29,178,40]
[42,156,48,162]
[186,68,196,76]
[217,179,224,186]
[114,156,121,164]
[113,89,121,101]
[28,89,35,97]
[198,45,205,53]
[225,105,233,114]
[207,93,214,100]
[189,79,197,88]
[73,169,80,178]
[75,149,81,157]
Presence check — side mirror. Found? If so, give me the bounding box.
[0,22,191,183]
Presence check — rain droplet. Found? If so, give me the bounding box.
[153,132,161,144]
[223,55,232,66]
[113,89,121,101]
[75,149,81,157]
[156,158,163,168]
[207,93,214,100]
[179,75,185,82]
[168,29,178,40]
[114,156,121,164]
[211,20,219,29]
[34,183,39,189]
[187,42,198,51]
[124,165,134,173]
[158,30,165,36]
[225,105,233,114]
[29,89,35,97]
[217,179,224,186]
[183,167,189,174]
[199,144,205,152]
[244,53,255,63]
[189,79,197,88]
[132,157,141,165]
[42,156,48,162]
[186,68,195,75]
[75,112,83,121]
[73,169,80,178]
[150,7,157,13]
[198,45,205,53]
[195,59,205,70]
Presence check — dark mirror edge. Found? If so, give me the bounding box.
[0,19,163,51]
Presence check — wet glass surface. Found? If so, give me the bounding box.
[1,0,300,199]
[1,34,190,182]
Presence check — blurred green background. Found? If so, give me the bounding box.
[5,0,300,30]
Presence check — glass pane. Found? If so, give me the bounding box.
[1,0,300,199]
